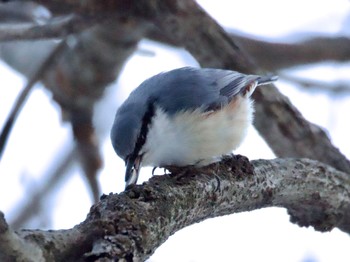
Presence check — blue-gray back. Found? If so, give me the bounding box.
[126,67,256,113]
[111,67,260,159]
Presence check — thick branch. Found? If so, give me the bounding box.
[3,156,350,261]
[147,28,350,70]
[0,211,44,261]
[234,35,350,70]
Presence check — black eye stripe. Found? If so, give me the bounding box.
[129,99,156,161]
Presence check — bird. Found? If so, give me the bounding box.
[110,67,277,189]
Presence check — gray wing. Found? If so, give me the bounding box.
[133,67,263,115]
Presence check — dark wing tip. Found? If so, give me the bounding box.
[219,75,246,97]
[257,75,278,86]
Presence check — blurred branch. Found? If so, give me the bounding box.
[147,28,350,70]
[39,23,145,201]
[0,15,97,41]
[234,35,350,70]
[0,1,49,22]
[3,3,349,71]
[0,4,147,202]
[280,74,350,95]
[0,40,58,76]
[4,156,350,260]
[0,0,154,17]
[71,111,101,203]
[10,145,76,229]
[0,39,67,160]
[2,4,349,71]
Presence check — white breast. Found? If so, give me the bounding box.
[141,96,254,167]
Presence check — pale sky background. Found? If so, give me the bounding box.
[1,0,350,261]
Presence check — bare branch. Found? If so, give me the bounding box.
[71,111,102,203]
[147,28,350,70]
[0,15,98,42]
[0,39,67,160]
[10,145,76,229]
[234,35,350,70]
[38,23,146,201]
[4,156,350,261]
[280,73,350,95]
[2,6,349,72]
[0,6,147,201]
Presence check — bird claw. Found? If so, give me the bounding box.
[152,166,170,175]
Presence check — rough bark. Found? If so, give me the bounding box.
[1,156,349,261]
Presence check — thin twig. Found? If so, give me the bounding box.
[10,145,77,229]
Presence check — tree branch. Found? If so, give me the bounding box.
[10,145,76,229]
[0,39,67,161]
[279,73,350,95]
[234,35,350,70]
[0,15,98,42]
[0,211,44,261]
[2,156,349,261]
[0,11,147,202]
[147,27,350,70]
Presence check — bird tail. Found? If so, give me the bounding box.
[240,74,278,97]
[257,75,278,86]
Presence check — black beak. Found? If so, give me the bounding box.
[125,155,142,189]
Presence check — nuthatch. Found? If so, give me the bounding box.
[111,67,277,189]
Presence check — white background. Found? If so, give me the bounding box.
[1,0,350,261]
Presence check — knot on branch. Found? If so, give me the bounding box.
[220,154,255,179]
[287,193,341,232]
